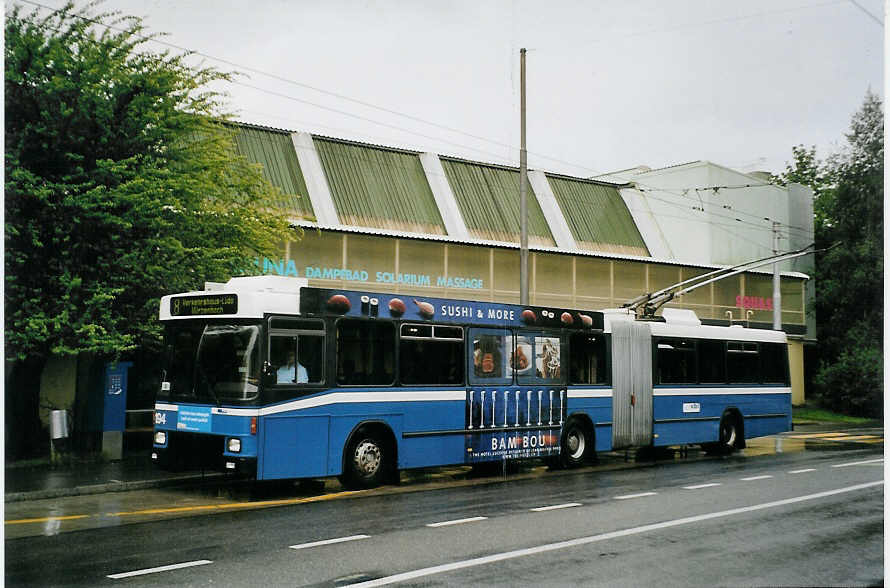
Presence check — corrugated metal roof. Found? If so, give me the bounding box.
[440,158,555,247]
[232,125,313,218]
[546,175,649,256]
[314,138,446,235]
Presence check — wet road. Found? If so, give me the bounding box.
[5,429,884,586]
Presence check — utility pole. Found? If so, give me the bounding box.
[519,47,529,305]
[772,222,782,330]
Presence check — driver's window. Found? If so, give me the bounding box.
[269,318,324,385]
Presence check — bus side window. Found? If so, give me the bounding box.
[399,324,464,386]
[657,338,697,384]
[698,339,726,384]
[569,333,607,385]
[760,342,789,384]
[727,341,759,384]
[473,334,506,378]
[336,319,395,386]
[468,328,512,386]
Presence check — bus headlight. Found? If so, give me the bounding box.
[154,431,167,445]
[227,438,242,453]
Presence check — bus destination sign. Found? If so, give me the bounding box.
[171,294,238,316]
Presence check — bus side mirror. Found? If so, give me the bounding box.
[262,361,276,387]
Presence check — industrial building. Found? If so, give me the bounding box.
[232,122,814,404]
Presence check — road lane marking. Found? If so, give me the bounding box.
[683,483,721,490]
[530,503,582,512]
[426,516,488,528]
[740,475,773,481]
[5,514,88,525]
[109,490,365,517]
[832,458,884,468]
[613,492,657,500]
[343,480,884,588]
[8,490,367,527]
[788,468,817,474]
[108,560,212,579]
[290,535,370,550]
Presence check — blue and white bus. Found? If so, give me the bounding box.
[152,276,791,488]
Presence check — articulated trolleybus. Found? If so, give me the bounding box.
[152,275,791,488]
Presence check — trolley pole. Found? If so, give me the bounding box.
[772,222,782,330]
[519,48,529,306]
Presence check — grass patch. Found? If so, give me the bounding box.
[792,406,875,425]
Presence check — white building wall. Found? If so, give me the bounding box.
[607,162,807,272]
[617,162,715,265]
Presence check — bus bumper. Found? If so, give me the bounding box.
[222,456,257,477]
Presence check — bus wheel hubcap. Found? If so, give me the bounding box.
[354,440,381,476]
[723,423,736,446]
[567,430,584,459]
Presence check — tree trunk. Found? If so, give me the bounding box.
[5,355,48,460]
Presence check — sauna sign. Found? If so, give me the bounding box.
[736,295,774,310]
[256,258,485,290]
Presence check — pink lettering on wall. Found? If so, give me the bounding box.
[736,295,773,310]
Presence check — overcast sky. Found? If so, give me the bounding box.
[28,0,886,178]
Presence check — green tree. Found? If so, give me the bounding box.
[772,144,833,232]
[5,2,294,458]
[777,91,883,417]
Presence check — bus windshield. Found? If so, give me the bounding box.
[161,323,261,403]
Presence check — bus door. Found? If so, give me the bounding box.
[465,328,564,462]
[610,320,653,449]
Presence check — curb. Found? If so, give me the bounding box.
[4,472,225,503]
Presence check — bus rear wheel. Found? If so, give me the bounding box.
[705,412,741,455]
[559,418,594,468]
[340,430,390,489]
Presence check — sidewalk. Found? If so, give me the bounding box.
[4,451,223,503]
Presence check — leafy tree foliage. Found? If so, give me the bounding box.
[775,91,883,418]
[5,2,294,457]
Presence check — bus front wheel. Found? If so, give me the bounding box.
[341,430,389,489]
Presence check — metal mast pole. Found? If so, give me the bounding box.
[519,48,529,305]
[772,222,782,330]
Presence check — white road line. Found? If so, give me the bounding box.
[789,468,817,474]
[344,481,884,588]
[741,475,773,481]
[290,535,371,550]
[683,483,721,490]
[108,560,213,579]
[832,458,884,468]
[530,503,582,512]
[613,492,657,500]
[426,516,488,528]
